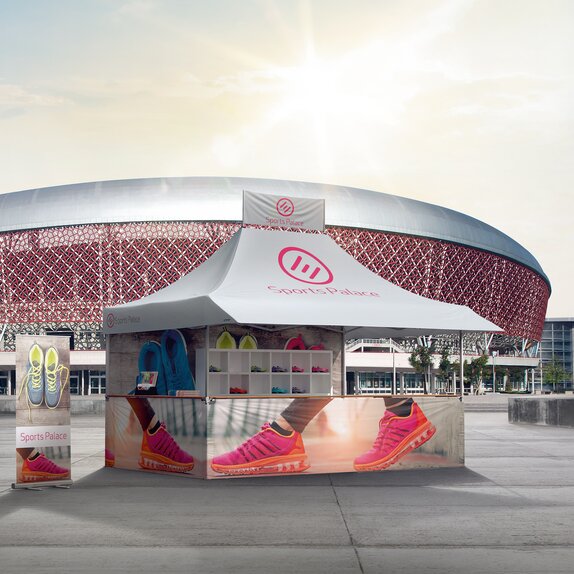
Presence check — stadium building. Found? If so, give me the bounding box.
[0,177,550,395]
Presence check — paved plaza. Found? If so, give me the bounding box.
[0,409,573,573]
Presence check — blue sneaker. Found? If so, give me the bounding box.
[138,341,167,395]
[160,330,195,395]
[21,343,44,407]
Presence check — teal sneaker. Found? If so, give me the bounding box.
[161,330,195,395]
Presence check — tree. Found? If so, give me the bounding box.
[409,343,435,394]
[544,356,571,392]
[468,355,489,395]
[437,347,453,393]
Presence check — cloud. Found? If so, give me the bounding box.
[0,83,70,108]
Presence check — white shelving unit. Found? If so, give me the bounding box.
[196,349,333,396]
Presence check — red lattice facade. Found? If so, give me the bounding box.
[0,221,549,340]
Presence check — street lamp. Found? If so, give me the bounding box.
[492,351,498,392]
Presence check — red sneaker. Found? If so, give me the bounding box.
[354,403,436,472]
[139,423,194,473]
[211,423,309,476]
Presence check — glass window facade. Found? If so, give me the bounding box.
[540,320,574,389]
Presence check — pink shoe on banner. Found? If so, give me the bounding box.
[104,449,115,467]
[211,423,309,476]
[353,403,436,472]
[139,422,194,473]
[21,453,70,482]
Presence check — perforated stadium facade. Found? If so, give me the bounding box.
[0,177,550,353]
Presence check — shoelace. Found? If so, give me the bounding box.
[372,417,406,451]
[18,364,41,400]
[30,454,65,474]
[151,423,188,460]
[46,364,69,394]
[30,361,43,391]
[236,423,275,461]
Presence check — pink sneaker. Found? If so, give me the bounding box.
[104,448,115,467]
[21,453,70,482]
[211,423,309,476]
[354,403,436,472]
[139,423,194,473]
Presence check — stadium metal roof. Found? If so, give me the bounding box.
[0,176,549,285]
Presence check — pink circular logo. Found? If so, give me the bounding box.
[106,313,115,328]
[278,247,334,285]
[276,198,294,217]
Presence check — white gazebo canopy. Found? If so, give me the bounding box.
[103,228,500,337]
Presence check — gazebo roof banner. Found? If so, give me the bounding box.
[103,228,500,336]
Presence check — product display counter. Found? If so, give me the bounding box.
[104,325,464,480]
[105,393,463,479]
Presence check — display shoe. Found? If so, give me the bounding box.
[250,365,267,372]
[291,365,304,373]
[211,422,310,476]
[137,341,167,395]
[353,403,436,472]
[209,365,223,372]
[139,422,194,473]
[312,366,329,373]
[20,343,44,408]
[291,386,307,394]
[44,347,69,409]
[272,366,288,373]
[20,453,70,482]
[230,387,248,394]
[160,329,195,395]
[285,334,306,350]
[272,386,289,394]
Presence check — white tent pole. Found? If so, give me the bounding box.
[341,330,346,396]
[392,339,396,395]
[459,330,464,396]
[205,325,210,394]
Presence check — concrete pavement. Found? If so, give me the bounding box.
[0,411,573,573]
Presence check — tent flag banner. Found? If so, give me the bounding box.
[14,335,72,488]
[243,190,325,231]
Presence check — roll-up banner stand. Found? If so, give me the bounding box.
[13,335,72,489]
[243,190,325,231]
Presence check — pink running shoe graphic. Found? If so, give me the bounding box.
[21,453,70,482]
[211,423,309,476]
[139,423,194,473]
[354,403,436,472]
[104,448,115,467]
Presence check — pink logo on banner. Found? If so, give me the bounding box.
[278,247,334,285]
[276,197,295,217]
[106,313,115,328]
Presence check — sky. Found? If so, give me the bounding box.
[0,0,572,317]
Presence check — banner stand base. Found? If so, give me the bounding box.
[11,480,74,490]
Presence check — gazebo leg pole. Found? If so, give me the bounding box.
[459,330,464,397]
